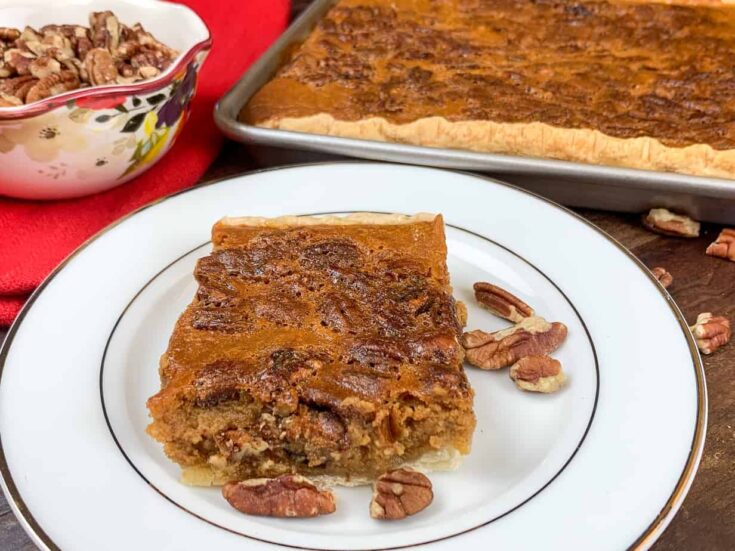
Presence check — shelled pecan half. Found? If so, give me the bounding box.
[705,228,735,262]
[651,266,673,288]
[370,468,433,520]
[642,208,700,238]
[473,281,534,322]
[510,355,566,393]
[690,313,731,355]
[462,316,567,370]
[222,475,336,518]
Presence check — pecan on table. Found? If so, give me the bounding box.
[462,316,567,370]
[642,208,700,238]
[690,313,731,355]
[473,281,534,323]
[222,475,336,518]
[705,228,735,262]
[370,468,433,520]
[510,355,566,393]
[651,266,673,289]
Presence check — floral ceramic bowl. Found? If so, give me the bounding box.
[0,0,211,199]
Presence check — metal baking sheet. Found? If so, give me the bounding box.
[214,0,735,223]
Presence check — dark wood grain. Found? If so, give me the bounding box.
[1,2,733,549]
[0,491,9,516]
[581,211,735,551]
[0,493,36,551]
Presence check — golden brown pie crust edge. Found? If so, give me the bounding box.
[257,114,735,180]
[217,212,437,228]
[181,446,462,486]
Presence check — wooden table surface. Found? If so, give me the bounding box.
[1,2,734,549]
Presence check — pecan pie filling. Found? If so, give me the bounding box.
[147,214,475,485]
[242,0,735,150]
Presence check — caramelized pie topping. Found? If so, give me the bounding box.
[243,0,735,150]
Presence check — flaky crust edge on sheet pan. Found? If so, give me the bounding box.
[256,113,735,179]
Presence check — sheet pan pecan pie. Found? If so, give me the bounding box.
[147,213,476,486]
[241,0,735,179]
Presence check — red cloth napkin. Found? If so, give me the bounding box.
[0,0,290,327]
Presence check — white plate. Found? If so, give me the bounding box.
[0,163,705,551]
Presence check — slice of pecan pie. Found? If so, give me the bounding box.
[146,213,476,485]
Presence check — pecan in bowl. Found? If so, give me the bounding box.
[0,2,211,200]
[0,11,179,105]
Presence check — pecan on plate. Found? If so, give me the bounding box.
[84,48,118,85]
[222,475,336,518]
[705,228,735,262]
[370,468,433,520]
[462,316,567,370]
[473,281,534,322]
[510,355,566,393]
[651,267,673,289]
[0,12,178,105]
[642,208,700,238]
[690,313,731,355]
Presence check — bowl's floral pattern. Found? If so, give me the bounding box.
[0,54,204,199]
[0,111,88,163]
